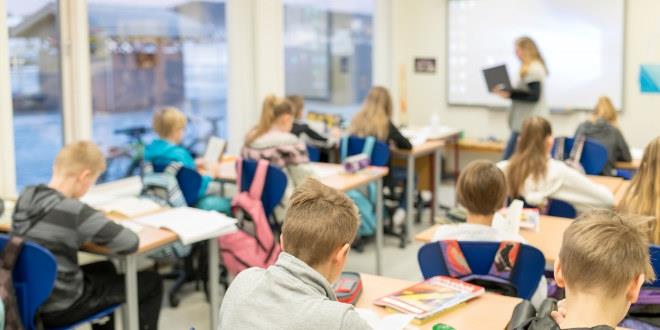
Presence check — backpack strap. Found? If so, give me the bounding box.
[488,241,521,280]
[439,240,473,278]
[362,136,376,158]
[1,236,25,271]
[248,160,269,200]
[142,161,154,175]
[164,162,183,176]
[340,136,349,162]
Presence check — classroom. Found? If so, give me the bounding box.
[1,0,660,329]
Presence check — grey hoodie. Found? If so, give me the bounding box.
[575,119,632,176]
[12,185,138,312]
[218,252,371,330]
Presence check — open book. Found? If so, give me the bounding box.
[134,207,237,245]
[94,196,163,219]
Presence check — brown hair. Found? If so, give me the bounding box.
[286,95,305,120]
[515,36,548,77]
[349,86,393,141]
[152,107,187,138]
[282,178,360,267]
[53,141,107,176]
[457,160,507,216]
[619,137,660,243]
[592,96,619,126]
[560,210,655,296]
[245,95,294,145]
[506,116,552,197]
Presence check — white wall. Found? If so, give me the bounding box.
[389,0,660,149]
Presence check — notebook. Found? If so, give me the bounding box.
[134,207,237,244]
[374,276,484,323]
[203,137,227,165]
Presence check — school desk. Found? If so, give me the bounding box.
[357,273,521,330]
[216,160,389,275]
[415,215,572,264]
[616,160,641,171]
[587,175,624,194]
[455,137,506,154]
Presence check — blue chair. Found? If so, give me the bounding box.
[152,162,203,207]
[238,159,288,219]
[553,137,609,175]
[306,145,321,162]
[418,241,546,300]
[546,199,577,219]
[340,135,390,166]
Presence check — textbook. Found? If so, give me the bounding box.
[496,207,541,232]
[373,276,484,323]
[94,196,163,219]
[134,207,238,244]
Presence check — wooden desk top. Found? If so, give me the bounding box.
[615,160,641,170]
[390,140,447,158]
[588,175,624,194]
[358,273,520,330]
[415,215,571,264]
[456,138,506,153]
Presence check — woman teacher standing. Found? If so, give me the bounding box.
[493,36,549,160]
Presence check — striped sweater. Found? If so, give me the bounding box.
[12,185,139,312]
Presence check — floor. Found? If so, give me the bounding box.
[78,183,457,330]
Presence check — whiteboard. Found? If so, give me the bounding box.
[447,0,625,111]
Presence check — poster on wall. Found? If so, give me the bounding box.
[414,58,437,74]
[640,65,660,93]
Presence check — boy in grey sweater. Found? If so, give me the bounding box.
[218,178,371,330]
[12,141,162,330]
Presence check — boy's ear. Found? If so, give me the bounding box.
[554,259,566,289]
[333,243,350,265]
[78,169,92,182]
[626,274,645,303]
[279,234,285,251]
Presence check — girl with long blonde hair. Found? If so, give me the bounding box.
[497,116,613,212]
[349,86,412,149]
[574,96,632,176]
[619,137,660,243]
[493,36,549,160]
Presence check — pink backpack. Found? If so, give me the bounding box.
[219,159,281,275]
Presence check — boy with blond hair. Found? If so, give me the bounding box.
[552,210,655,329]
[218,178,371,330]
[12,141,162,330]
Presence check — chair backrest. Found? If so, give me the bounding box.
[306,145,321,162]
[647,245,660,288]
[546,199,577,219]
[418,241,545,300]
[553,137,609,175]
[340,135,390,166]
[152,161,202,207]
[0,235,57,330]
[239,159,288,218]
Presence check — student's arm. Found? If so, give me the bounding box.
[388,121,413,150]
[340,308,374,330]
[553,164,614,208]
[302,124,328,143]
[509,82,541,102]
[615,129,632,162]
[77,204,139,254]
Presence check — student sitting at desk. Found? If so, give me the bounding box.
[433,160,547,307]
[12,141,162,330]
[619,136,660,244]
[218,178,371,329]
[551,210,655,329]
[287,95,332,145]
[574,96,632,176]
[497,116,613,213]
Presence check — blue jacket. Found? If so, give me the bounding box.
[144,139,210,198]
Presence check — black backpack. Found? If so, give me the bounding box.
[507,298,615,330]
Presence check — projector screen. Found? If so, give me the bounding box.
[447,0,625,111]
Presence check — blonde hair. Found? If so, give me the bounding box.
[592,96,618,126]
[506,116,552,198]
[286,95,305,120]
[619,137,660,243]
[152,107,187,138]
[457,160,507,216]
[560,210,655,296]
[515,36,548,78]
[349,86,393,141]
[245,95,294,145]
[282,178,359,267]
[53,141,107,177]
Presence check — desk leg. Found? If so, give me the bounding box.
[433,149,442,222]
[376,178,383,275]
[122,255,139,330]
[405,155,414,242]
[209,238,220,330]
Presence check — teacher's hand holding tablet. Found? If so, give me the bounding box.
[491,84,511,99]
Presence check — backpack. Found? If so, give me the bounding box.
[0,236,26,330]
[507,298,615,330]
[340,136,378,237]
[219,159,281,276]
[623,287,660,328]
[439,240,521,297]
[554,136,586,173]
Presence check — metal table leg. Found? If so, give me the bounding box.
[406,155,415,242]
[376,178,383,275]
[209,238,220,329]
[433,149,443,222]
[122,255,139,330]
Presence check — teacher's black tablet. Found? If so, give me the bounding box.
[483,64,512,92]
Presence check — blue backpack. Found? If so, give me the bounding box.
[341,136,378,237]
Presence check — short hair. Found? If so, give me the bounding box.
[53,141,107,176]
[286,95,305,119]
[152,107,186,138]
[560,210,656,297]
[456,160,507,215]
[282,178,360,267]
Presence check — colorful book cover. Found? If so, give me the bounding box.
[374,276,485,320]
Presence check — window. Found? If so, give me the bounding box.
[87,0,227,182]
[284,0,374,120]
[7,0,63,189]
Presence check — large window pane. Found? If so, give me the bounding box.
[88,0,227,182]
[8,0,63,190]
[284,0,373,119]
